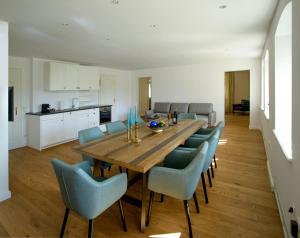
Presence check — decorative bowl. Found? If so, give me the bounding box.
[148,120,166,133]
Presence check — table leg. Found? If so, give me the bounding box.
[140,173,147,232]
[93,160,101,177]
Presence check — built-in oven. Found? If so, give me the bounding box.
[99,106,111,124]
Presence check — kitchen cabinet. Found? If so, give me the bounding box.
[78,66,100,90]
[40,114,64,147]
[46,62,100,91]
[77,110,90,132]
[63,112,78,140]
[27,108,100,150]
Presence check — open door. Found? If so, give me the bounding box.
[139,77,151,116]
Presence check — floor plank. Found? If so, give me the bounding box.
[0,113,284,237]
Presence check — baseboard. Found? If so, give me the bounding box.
[273,188,289,238]
[0,190,11,202]
[249,125,261,130]
[266,160,289,238]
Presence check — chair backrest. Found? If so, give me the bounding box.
[203,129,220,172]
[215,121,224,138]
[52,159,94,218]
[182,142,208,199]
[178,112,197,120]
[106,121,127,134]
[78,127,104,144]
[78,127,104,165]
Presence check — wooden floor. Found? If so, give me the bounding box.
[0,114,284,238]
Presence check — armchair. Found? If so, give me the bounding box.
[147,142,208,238]
[176,129,220,203]
[106,121,127,134]
[78,127,111,177]
[52,159,128,238]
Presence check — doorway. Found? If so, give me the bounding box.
[224,70,250,123]
[8,68,23,150]
[139,77,151,116]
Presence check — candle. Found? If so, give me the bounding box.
[127,111,130,129]
[135,105,138,124]
[129,107,132,126]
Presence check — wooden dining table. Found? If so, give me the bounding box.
[74,119,206,232]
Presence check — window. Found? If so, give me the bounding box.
[264,50,270,119]
[274,2,292,159]
[261,58,265,110]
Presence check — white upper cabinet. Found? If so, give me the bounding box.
[47,62,67,90]
[65,64,79,90]
[78,66,100,90]
[46,62,100,91]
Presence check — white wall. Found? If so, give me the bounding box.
[260,0,299,237]
[132,59,261,128]
[0,21,11,202]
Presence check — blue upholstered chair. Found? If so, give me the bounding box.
[78,127,111,177]
[193,121,224,168]
[106,121,127,134]
[178,112,197,120]
[52,159,128,238]
[176,129,221,204]
[146,142,208,238]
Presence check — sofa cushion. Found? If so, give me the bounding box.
[153,102,171,113]
[189,103,213,115]
[170,103,189,113]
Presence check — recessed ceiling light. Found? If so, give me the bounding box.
[112,0,119,4]
[219,5,227,9]
[149,24,157,28]
[62,23,69,26]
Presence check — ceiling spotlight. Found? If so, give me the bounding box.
[61,22,69,26]
[219,5,227,9]
[149,24,157,28]
[112,0,119,4]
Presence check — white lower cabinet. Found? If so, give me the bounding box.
[27,108,100,151]
[63,112,78,140]
[40,115,64,148]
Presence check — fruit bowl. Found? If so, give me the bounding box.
[148,120,166,133]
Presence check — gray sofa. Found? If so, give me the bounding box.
[146,102,216,126]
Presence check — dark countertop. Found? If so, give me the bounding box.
[26,105,112,116]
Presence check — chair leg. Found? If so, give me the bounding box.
[214,154,217,168]
[60,208,70,238]
[193,192,200,213]
[201,173,209,204]
[207,170,212,187]
[88,219,93,238]
[100,168,104,177]
[146,191,154,226]
[183,201,193,238]
[160,194,164,203]
[211,162,214,178]
[119,166,123,173]
[118,200,127,232]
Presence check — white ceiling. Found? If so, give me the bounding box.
[0,0,278,70]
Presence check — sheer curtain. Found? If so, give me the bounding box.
[224,72,235,113]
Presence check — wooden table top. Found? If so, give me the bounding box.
[74,119,205,173]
